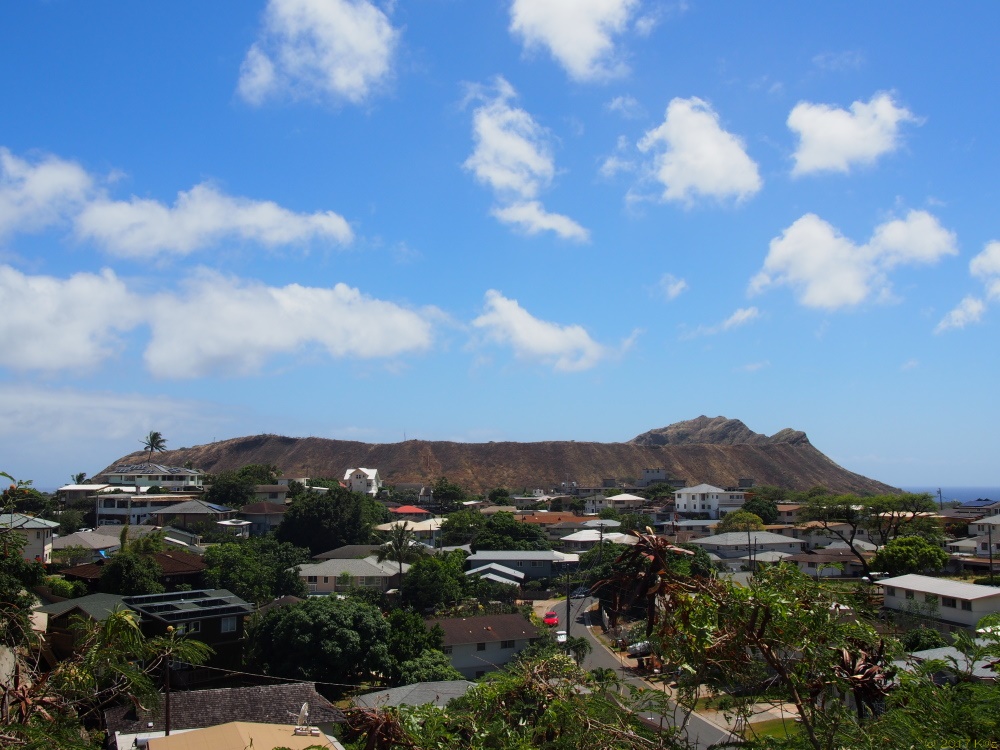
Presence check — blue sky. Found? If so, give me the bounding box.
[2,1,999,491]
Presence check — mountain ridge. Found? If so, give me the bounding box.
[102,417,896,496]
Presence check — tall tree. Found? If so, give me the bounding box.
[275,486,381,555]
[716,510,765,534]
[140,430,167,464]
[70,472,87,484]
[202,537,310,604]
[377,521,425,578]
[471,511,551,552]
[873,535,949,576]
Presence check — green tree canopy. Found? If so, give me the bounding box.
[470,511,551,552]
[873,535,949,576]
[140,430,167,463]
[741,496,779,524]
[249,597,392,693]
[275,486,383,555]
[438,509,486,546]
[432,476,469,513]
[202,470,257,508]
[202,536,310,604]
[716,509,765,533]
[401,553,465,612]
[395,649,463,685]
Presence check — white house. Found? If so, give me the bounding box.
[878,574,1000,630]
[971,515,1000,538]
[294,556,407,594]
[687,531,804,571]
[428,614,540,678]
[99,464,205,491]
[1,513,59,563]
[584,493,647,515]
[673,484,746,520]
[343,468,382,496]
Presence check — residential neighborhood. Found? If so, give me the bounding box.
[3,459,1000,749]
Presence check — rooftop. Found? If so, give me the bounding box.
[428,613,540,646]
[877,574,1000,601]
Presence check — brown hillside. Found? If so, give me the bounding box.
[104,416,897,495]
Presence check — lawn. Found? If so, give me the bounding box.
[741,717,801,739]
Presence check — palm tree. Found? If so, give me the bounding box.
[140,431,167,465]
[71,472,87,484]
[377,521,425,578]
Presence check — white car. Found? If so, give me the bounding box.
[555,630,567,644]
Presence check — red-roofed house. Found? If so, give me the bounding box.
[390,505,432,522]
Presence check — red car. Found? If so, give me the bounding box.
[543,611,559,627]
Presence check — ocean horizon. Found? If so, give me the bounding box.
[900,486,1000,504]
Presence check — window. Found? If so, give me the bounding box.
[323,577,328,583]
[443,646,453,655]
[531,561,541,567]
[307,576,317,583]
[501,640,515,649]
[516,561,524,567]
[942,597,957,608]
[807,562,816,568]
[476,642,486,651]
[905,590,914,600]
[221,616,238,633]
[177,621,200,635]
[962,601,972,611]
[885,587,896,597]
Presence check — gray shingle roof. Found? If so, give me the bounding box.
[104,683,344,737]
[37,593,126,621]
[688,531,803,547]
[354,680,475,708]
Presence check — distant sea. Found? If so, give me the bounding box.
[901,487,1000,504]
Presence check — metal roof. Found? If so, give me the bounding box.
[877,574,1000,600]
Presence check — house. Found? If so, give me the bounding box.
[55,483,110,503]
[1,513,60,563]
[785,548,874,578]
[238,501,287,535]
[673,484,746,520]
[99,463,205,491]
[775,504,802,523]
[253,484,291,504]
[877,574,1000,630]
[465,562,525,587]
[375,518,442,544]
[971,515,1000,537]
[558,529,635,552]
[36,593,127,660]
[343,467,382,496]
[464,550,579,580]
[428,614,540,678]
[687,531,804,570]
[354,680,475,709]
[104,682,344,750]
[389,505,433,522]
[148,499,236,529]
[294,557,407,594]
[62,549,207,592]
[95,491,206,526]
[145,722,343,750]
[897,643,1000,683]
[584,493,647,515]
[52,530,121,564]
[123,589,255,676]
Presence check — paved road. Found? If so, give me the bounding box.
[564,596,736,749]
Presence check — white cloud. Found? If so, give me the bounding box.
[509,0,639,82]
[788,92,918,176]
[936,240,1000,332]
[750,211,957,310]
[0,265,437,376]
[656,273,687,300]
[900,358,919,371]
[606,95,643,119]
[491,201,589,241]
[638,97,761,205]
[0,148,93,239]
[464,78,555,201]
[464,78,588,240]
[75,182,353,258]
[738,360,769,373]
[0,265,141,372]
[682,306,760,339]
[935,296,985,333]
[237,0,399,106]
[144,272,436,378]
[812,50,864,72]
[598,155,634,178]
[473,289,607,371]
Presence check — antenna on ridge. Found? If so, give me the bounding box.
[296,702,309,728]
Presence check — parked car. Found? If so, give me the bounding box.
[543,611,559,627]
[571,586,589,599]
[555,630,567,644]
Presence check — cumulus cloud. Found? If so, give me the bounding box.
[144,272,435,378]
[237,0,399,106]
[638,97,761,205]
[750,210,957,310]
[0,148,93,239]
[75,182,353,258]
[473,289,608,371]
[0,265,141,371]
[682,306,760,339]
[509,0,639,82]
[788,92,918,176]
[656,273,687,300]
[0,266,437,376]
[464,78,588,240]
[936,240,1000,332]
[935,296,986,333]
[606,94,643,119]
[491,201,589,241]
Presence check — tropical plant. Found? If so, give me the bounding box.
[376,521,426,578]
[140,430,167,464]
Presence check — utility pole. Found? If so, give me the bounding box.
[990,524,995,587]
[565,576,571,641]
